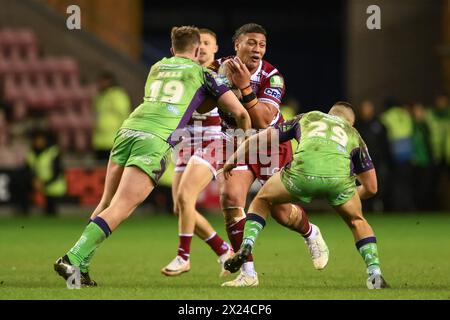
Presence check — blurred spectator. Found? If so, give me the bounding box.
[281,96,301,150]
[0,110,13,164]
[9,100,34,150]
[410,103,434,211]
[381,103,415,211]
[0,107,29,167]
[281,96,301,117]
[426,94,450,166]
[355,100,390,211]
[0,100,32,215]
[26,130,67,216]
[92,71,131,161]
[426,94,450,210]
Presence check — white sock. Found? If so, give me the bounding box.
[242,262,257,277]
[304,224,319,240]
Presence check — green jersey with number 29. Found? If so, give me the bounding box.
[277,111,374,177]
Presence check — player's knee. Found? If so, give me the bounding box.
[175,191,194,211]
[220,189,245,209]
[251,193,272,211]
[172,204,180,217]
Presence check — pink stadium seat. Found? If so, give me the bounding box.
[16,29,38,59]
[37,84,57,110]
[0,29,16,50]
[21,82,40,109]
[45,57,75,90]
[0,58,9,76]
[25,58,46,86]
[0,32,8,59]
[0,29,38,60]
[78,111,93,131]
[3,76,21,102]
[22,80,55,110]
[0,29,93,154]
[42,57,60,77]
[48,111,65,131]
[59,57,78,75]
[79,101,92,115]
[0,56,26,79]
[59,57,79,88]
[74,130,90,153]
[66,108,82,130]
[70,84,86,104]
[48,108,72,151]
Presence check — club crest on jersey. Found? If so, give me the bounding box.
[264,88,282,100]
[269,75,284,88]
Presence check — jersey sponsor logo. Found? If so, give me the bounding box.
[269,75,284,88]
[167,104,180,115]
[136,155,153,165]
[337,145,346,153]
[264,88,282,100]
[119,129,155,140]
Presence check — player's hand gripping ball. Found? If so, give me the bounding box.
[218,60,243,100]
[196,63,242,114]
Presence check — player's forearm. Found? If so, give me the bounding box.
[217,91,252,131]
[356,169,378,199]
[247,102,277,129]
[234,109,252,132]
[239,86,276,129]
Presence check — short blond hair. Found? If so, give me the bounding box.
[329,101,356,125]
[199,28,217,40]
[171,26,201,53]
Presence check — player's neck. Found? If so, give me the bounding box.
[247,63,259,75]
[200,59,214,67]
[175,53,197,62]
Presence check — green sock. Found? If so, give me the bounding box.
[358,242,381,275]
[67,222,107,273]
[242,214,266,249]
[80,251,96,273]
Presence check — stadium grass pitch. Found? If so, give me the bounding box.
[0,212,449,300]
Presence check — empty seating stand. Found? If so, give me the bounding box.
[0,28,96,153]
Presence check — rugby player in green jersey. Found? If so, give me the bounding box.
[223,102,389,289]
[53,26,251,287]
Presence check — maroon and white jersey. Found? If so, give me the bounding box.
[212,56,286,129]
[186,108,222,141]
[174,108,223,173]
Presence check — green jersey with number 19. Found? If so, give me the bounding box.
[121,56,229,146]
[277,111,374,177]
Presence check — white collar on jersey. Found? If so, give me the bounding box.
[250,60,263,82]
